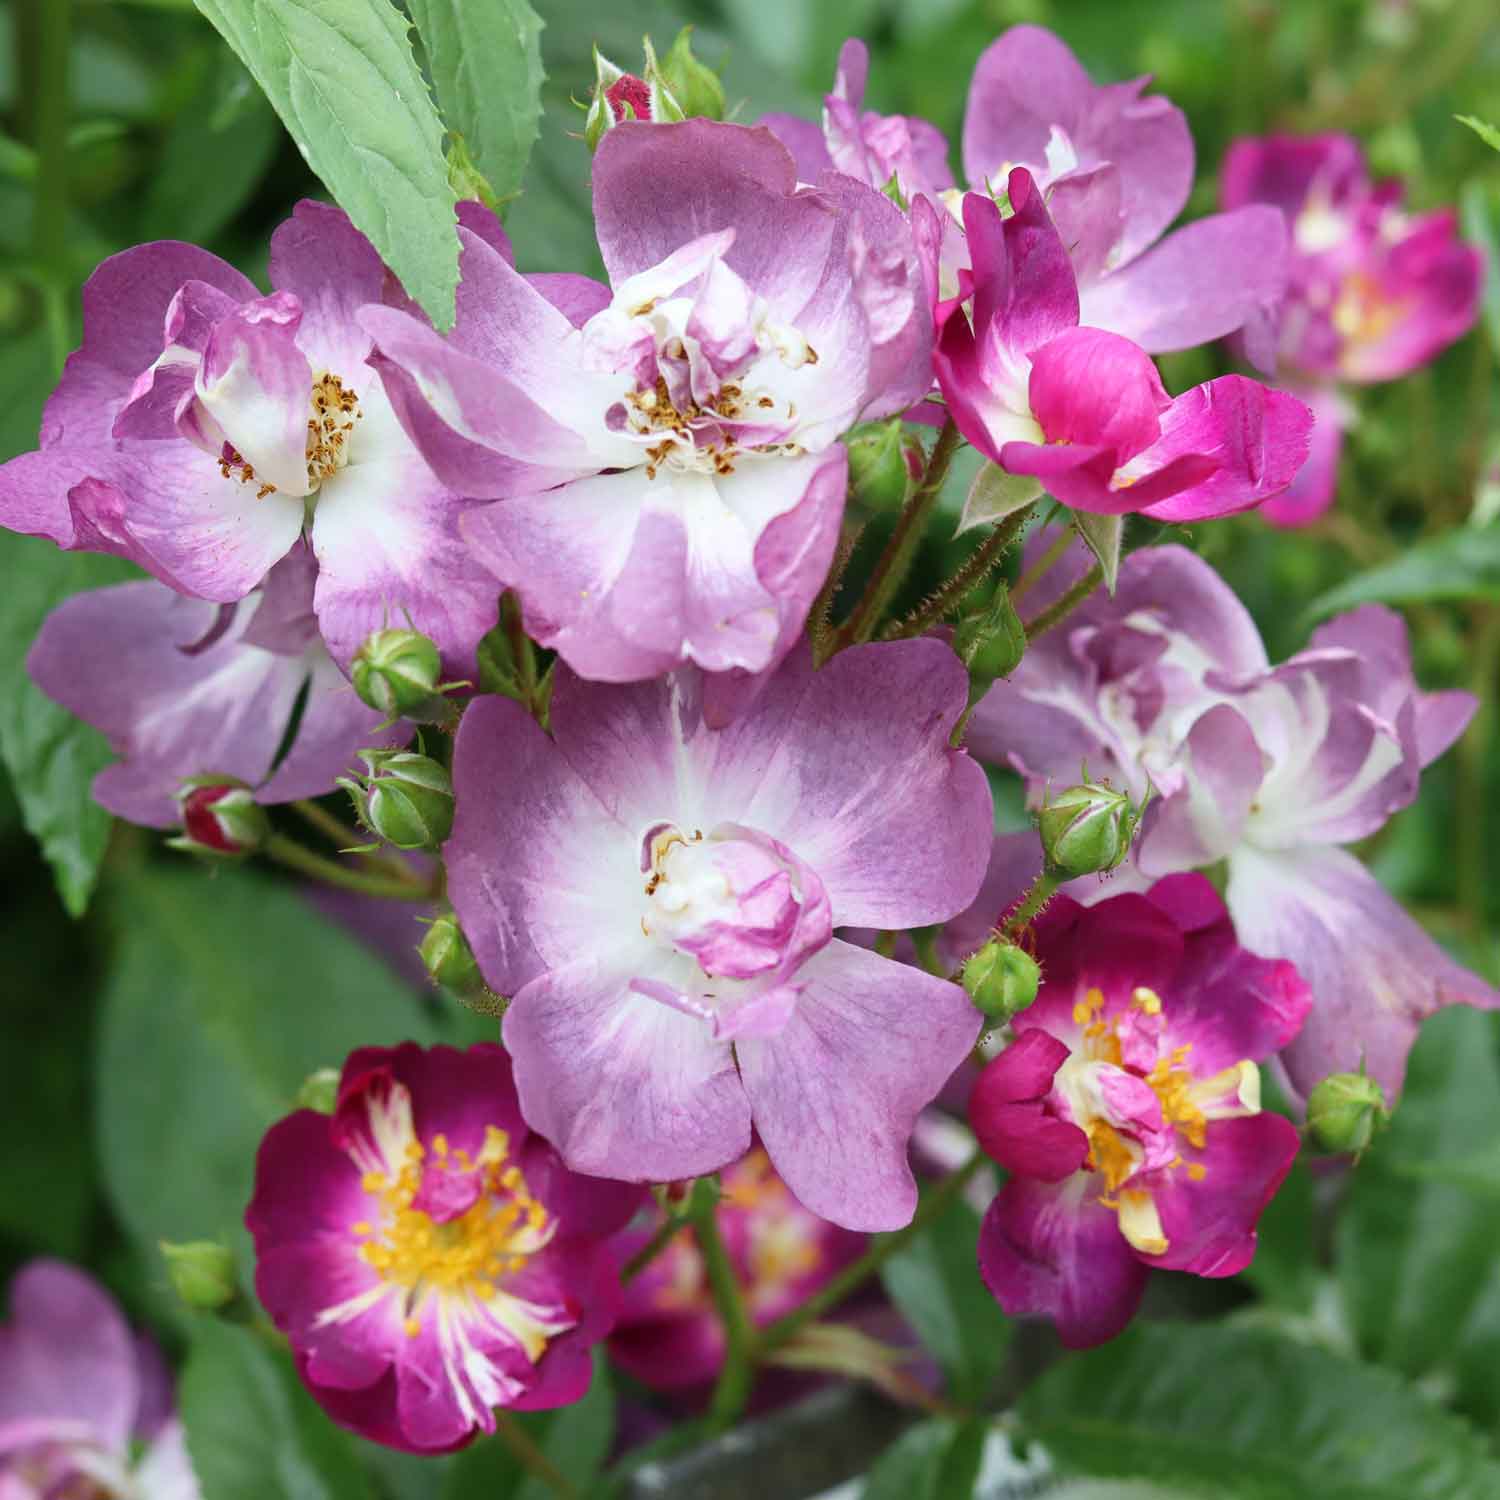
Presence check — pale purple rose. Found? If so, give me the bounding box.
[0,1259,200,1499]
[968,538,1497,1099]
[935,179,1313,520]
[970,877,1308,1348]
[362,121,932,705]
[445,639,992,1231]
[26,541,402,827]
[0,201,504,678]
[1219,133,1483,525]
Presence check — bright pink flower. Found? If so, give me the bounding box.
[0,1260,199,1498]
[609,1148,864,1390]
[971,877,1308,1348]
[445,639,991,1231]
[26,542,402,828]
[247,1043,643,1455]
[1220,134,1482,523]
[935,181,1313,520]
[0,201,506,678]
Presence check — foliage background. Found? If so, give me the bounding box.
[2,0,1500,1493]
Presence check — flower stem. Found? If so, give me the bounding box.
[1024,563,1103,641]
[1010,525,1075,605]
[28,0,71,376]
[757,1152,985,1357]
[1001,868,1060,938]
[262,834,436,901]
[885,501,1036,640]
[834,418,963,651]
[692,1177,758,1429]
[291,799,429,887]
[620,1211,692,1284]
[493,1409,579,1500]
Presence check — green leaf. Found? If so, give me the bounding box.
[1074,512,1124,592]
[180,1320,374,1500]
[1302,521,1500,622]
[441,1351,614,1500]
[408,0,546,206]
[190,0,459,328]
[1338,1007,1500,1375]
[958,461,1043,535]
[1017,1323,1500,1499]
[0,526,139,916]
[1457,114,1500,152]
[860,1417,992,1500]
[1460,181,1500,364]
[879,1191,1011,1405]
[95,865,447,1274]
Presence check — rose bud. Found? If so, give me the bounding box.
[1037,779,1143,878]
[341,750,454,851]
[1306,1070,1389,1157]
[962,938,1041,1022]
[169,779,269,859]
[351,627,444,719]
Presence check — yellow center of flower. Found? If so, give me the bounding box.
[1332,270,1408,352]
[306,371,361,486]
[351,1125,552,1337]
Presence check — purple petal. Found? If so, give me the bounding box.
[758,113,835,181]
[1079,207,1289,353]
[977,1174,1148,1348]
[0,1260,139,1453]
[1219,133,1368,218]
[1259,384,1350,527]
[737,940,981,1230]
[1027,326,1169,458]
[1227,844,1500,1098]
[525,273,612,329]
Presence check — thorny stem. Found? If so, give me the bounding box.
[692,1178,757,1430]
[1010,526,1076,605]
[1024,564,1103,641]
[833,419,963,651]
[886,501,1037,640]
[757,1152,985,1357]
[493,1409,579,1500]
[263,834,438,901]
[1002,869,1061,939]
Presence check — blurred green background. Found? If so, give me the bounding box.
[2,0,1500,1490]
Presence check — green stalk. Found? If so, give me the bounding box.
[1001,869,1060,938]
[620,1210,692,1284]
[757,1152,984,1356]
[28,0,71,375]
[833,419,962,650]
[1024,564,1103,641]
[692,1177,757,1429]
[493,1409,579,1500]
[1010,526,1075,605]
[263,834,436,901]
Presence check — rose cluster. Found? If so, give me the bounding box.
[1,22,1487,1458]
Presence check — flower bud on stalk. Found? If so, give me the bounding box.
[962,938,1041,1022]
[846,419,921,513]
[340,750,454,851]
[351,628,445,719]
[655,27,726,121]
[169,780,268,859]
[1037,779,1143,878]
[1306,1070,1389,1156]
[955,586,1027,699]
[297,1068,340,1114]
[160,1240,239,1312]
[583,44,685,152]
[420,912,485,997]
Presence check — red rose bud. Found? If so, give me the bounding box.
[583,42,686,151]
[606,73,653,123]
[170,781,268,858]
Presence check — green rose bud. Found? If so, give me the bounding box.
[160,1240,238,1312]
[654,26,726,121]
[351,627,444,719]
[962,938,1041,1022]
[342,750,454,851]
[297,1067,340,1114]
[846,419,920,512]
[1037,779,1143,878]
[1306,1071,1388,1156]
[421,912,485,996]
[954,586,1027,696]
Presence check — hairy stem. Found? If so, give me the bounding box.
[887,500,1036,640]
[834,419,962,650]
[757,1152,984,1356]
[692,1178,758,1429]
[1024,564,1103,641]
[1010,525,1076,605]
[262,834,437,901]
[1001,868,1061,938]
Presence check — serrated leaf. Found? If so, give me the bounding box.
[408,0,545,206]
[1018,1323,1500,1499]
[1301,521,1500,622]
[181,1320,373,1500]
[191,0,459,328]
[879,1191,1011,1406]
[1337,1007,1500,1375]
[1458,114,1500,152]
[958,462,1043,535]
[95,865,448,1277]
